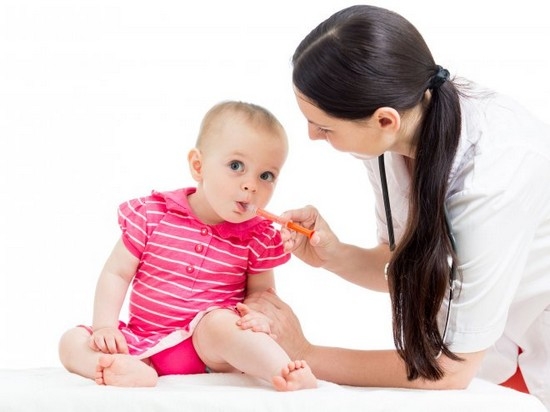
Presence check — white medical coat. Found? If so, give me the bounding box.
[362,90,550,408]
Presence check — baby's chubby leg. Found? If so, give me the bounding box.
[58,326,158,387]
[192,308,317,391]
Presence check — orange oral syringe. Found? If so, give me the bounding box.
[252,207,315,238]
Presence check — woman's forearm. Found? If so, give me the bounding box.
[322,242,391,292]
[307,346,404,387]
[246,289,484,389]
[303,345,482,390]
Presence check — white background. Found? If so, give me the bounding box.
[1,0,549,369]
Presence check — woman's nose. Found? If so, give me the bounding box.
[308,126,324,141]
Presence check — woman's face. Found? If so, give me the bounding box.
[294,89,387,159]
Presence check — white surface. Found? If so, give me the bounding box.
[0,368,546,412]
[1,0,549,371]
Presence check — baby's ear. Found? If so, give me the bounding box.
[187,148,203,182]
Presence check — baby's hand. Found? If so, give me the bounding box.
[235,302,276,339]
[89,326,129,354]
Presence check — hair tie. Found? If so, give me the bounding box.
[429,65,450,90]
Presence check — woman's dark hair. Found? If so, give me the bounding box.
[292,5,462,381]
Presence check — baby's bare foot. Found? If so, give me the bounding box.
[272,360,317,391]
[95,354,158,387]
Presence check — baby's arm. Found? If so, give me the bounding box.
[238,270,276,336]
[90,238,139,354]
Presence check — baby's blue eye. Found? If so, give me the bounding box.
[229,160,244,171]
[260,171,275,182]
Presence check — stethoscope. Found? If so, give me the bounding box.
[378,153,456,354]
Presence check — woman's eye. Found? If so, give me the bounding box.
[229,160,244,171]
[260,171,275,182]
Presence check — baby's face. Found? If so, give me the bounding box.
[195,117,288,225]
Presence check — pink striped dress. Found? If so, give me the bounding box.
[116,187,290,359]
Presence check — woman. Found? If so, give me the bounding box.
[245,4,550,408]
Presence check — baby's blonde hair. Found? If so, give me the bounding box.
[195,101,287,150]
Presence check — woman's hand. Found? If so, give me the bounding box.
[89,327,129,354]
[280,205,340,269]
[244,289,312,360]
[282,205,390,290]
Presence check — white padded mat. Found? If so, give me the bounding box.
[0,368,546,412]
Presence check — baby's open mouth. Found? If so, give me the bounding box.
[237,201,249,213]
